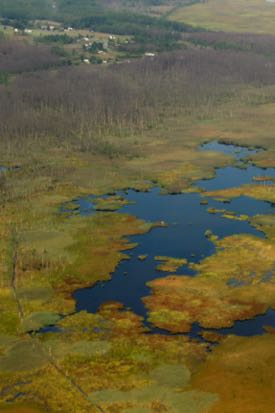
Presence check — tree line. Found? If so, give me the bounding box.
[1,43,275,155]
[185,31,275,57]
[0,38,62,74]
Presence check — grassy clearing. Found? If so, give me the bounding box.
[170,0,275,35]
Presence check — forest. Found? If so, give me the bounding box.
[0,0,197,21]
[2,34,275,153]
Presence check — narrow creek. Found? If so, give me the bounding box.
[68,141,275,339]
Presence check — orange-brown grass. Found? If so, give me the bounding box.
[192,334,275,413]
[186,100,275,167]
[15,213,153,329]
[252,214,275,241]
[144,234,275,332]
[205,183,275,203]
[0,305,210,413]
[155,256,188,272]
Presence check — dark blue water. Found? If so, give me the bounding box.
[200,140,259,159]
[74,189,274,320]
[219,308,275,336]
[197,165,275,191]
[198,141,275,191]
[146,309,275,342]
[61,196,96,216]
[72,142,275,337]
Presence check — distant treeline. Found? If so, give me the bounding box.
[186,31,275,57]
[1,42,275,154]
[0,0,198,35]
[0,0,179,21]
[0,1,200,53]
[72,12,195,34]
[0,0,54,20]
[73,12,197,53]
[37,34,74,45]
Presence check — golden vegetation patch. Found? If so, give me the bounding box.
[0,304,211,413]
[154,256,188,272]
[187,99,275,166]
[205,183,275,203]
[207,207,248,221]
[0,202,153,335]
[93,195,132,211]
[154,150,231,193]
[144,234,275,332]
[251,213,275,241]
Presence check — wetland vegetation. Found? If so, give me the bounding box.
[0,1,275,412]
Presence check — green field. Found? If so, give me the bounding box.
[170,0,275,34]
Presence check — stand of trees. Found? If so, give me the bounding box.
[1,43,275,154]
[0,1,184,21]
[186,31,275,57]
[72,11,198,53]
[73,11,194,34]
[0,38,62,73]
